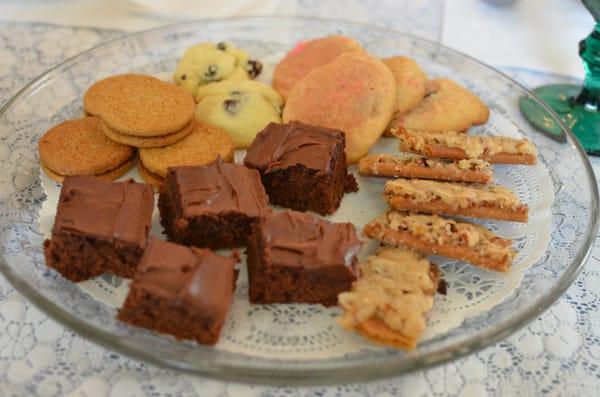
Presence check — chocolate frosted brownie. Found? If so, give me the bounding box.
[159,158,269,249]
[246,210,362,306]
[118,238,237,345]
[244,121,358,215]
[43,175,154,282]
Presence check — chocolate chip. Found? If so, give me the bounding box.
[223,99,240,115]
[216,42,227,51]
[246,59,263,78]
[180,74,187,81]
[204,64,218,79]
[437,279,448,295]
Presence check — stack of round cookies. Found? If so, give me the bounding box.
[39,73,235,187]
[85,74,195,148]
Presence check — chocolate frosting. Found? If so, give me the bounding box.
[244,121,344,175]
[168,158,269,218]
[135,238,236,322]
[259,210,361,280]
[53,176,154,247]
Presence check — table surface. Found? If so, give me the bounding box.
[1,1,599,396]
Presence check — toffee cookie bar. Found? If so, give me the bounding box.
[394,129,537,165]
[359,153,493,184]
[363,211,515,272]
[383,178,528,222]
[338,248,440,350]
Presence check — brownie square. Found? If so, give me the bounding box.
[117,238,237,345]
[43,176,154,282]
[158,158,269,249]
[246,210,362,306]
[244,121,358,215]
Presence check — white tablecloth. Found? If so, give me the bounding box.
[0,1,597,396]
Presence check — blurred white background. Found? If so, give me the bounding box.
[0,0,591,76]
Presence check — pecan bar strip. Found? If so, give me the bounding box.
[338,247,440,350]
[393,128,537,165]
[359,153,493,184]
[383,178,528,222]
[363,211,515,272]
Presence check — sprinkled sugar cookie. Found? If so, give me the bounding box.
[272,35,364,100]
[283,52,396,163]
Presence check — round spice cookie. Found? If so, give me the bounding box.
[382,56,427,136]
[42,158,135,183]
[102,119,193,148]
[195,80,283,149]
[283,52,397,164]
[137,161,164,189]
[83,73,142,117]
[173,41,262,98]
[38,117,135,182]
[389,78,490,134]
[139,122,235,180]
[100,74,195,137]
[272,35,364,100]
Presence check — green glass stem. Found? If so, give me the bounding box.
[574,23,600,110]
[521,21,600,155]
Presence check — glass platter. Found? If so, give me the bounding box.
[0,16,597,385]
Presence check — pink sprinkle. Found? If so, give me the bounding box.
[288,42,306,56]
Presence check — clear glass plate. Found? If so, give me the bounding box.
[0,16,597,385]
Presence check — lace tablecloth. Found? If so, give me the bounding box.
[1,2,599,396]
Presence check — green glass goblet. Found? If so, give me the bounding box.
[520,0,600,153]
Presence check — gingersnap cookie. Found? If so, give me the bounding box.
[389,78,489,133]
[195,80,283,148]
[272,35,364,99]
[83,74,141,117]
[138,122,235,187]
[39,117,135,182]
[282,52,396,163]
[382,56,427,136]
[99,74,195,137]
[173,41,262,97]
[137,161,164,189]
[102,119,193,148]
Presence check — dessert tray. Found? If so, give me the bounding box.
[0,17,597,385]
